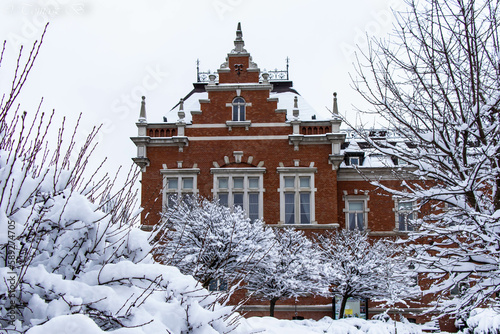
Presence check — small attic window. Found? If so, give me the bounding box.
[232,97,246,121]
[345,152,364,166]
[349,157,360,166]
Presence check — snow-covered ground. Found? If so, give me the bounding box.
[23,314,428,334]
[237,316,424,334]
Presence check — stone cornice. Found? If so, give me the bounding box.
[337,166,417,181]
[205,83,272,91]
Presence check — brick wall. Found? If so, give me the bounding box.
[141,139,338,226]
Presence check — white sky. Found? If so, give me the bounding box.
[0,0,406,180]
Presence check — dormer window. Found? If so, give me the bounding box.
[349,157,360,166]
[232,97,246,121]
[344,152,364,167]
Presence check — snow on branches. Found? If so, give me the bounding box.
[350,0,500,318]
[0,30,238,333]
[155,196,276,293]
[318,230,419,318]
[244,227,325,317]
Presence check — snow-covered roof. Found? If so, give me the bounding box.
[162,91,208,124]
[339,130,410,168]
[270,91,331,121]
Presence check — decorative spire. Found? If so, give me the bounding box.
[138,96,147,123]
[332,92,338,115]
[196,58,200,82]
[236,22,243,39]
[293,95,300,119]
[286,57,290,80]
[178,98,185,122]
[233,22,246,53]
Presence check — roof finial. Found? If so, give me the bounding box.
[293,96,299,119]
[178,98,185,122]
[236,22,242,39]
[332,92,338,115]
[196,59,200,82]
[139,96,147,123]
[286,57,290,80]
[233,22,245,53]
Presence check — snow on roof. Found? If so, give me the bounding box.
[161,89,332,124]
[162,91,208,124]
[270,91,332,121]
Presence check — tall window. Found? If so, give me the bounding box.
[396,201,414,231]
[278,168,316,224]
[232,97,246,121]
[161,169,199,209]
[212,168,265,221]
[344,195,369,230]
[347,201,365,230]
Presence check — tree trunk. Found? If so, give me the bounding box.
[338,293,350,319]
[332,296,336,319]
[270,297,279,317]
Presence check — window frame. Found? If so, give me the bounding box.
[161,168,200,210]
[232,97,246,121]
[394,198,416,232]
[343,195,369,231]
[349,156,361,166]
[277,167,317,225]
[211,167,266,221]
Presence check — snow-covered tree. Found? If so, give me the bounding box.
[350,0,500,318]
[318,230,419,319]
[0,29,238,333]
[244,227,325,317]
[156,196,277,293]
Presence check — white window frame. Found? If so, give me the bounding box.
[343,195,369,230]
[232,97,246,121]
[161,168,200,210]
[393,198,416,232]
[277,167,317,225]
[211,167,265,221]
[349,156,361,166]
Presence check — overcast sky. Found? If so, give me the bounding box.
[0,0,406,180]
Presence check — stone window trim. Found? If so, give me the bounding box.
[161,168,200,209]
[393,197,417,232]
[343,194,370,231]
[228,97,253,122]
[277,167,317,225]
[211,167,266,221]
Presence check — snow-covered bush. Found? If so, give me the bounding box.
[460,308,500,334]
[155,196,276,293]
[0,29,238,333]
[244,227,326,316]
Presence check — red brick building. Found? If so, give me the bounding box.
[131,23,454,331]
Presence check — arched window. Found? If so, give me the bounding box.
[232,97,246,121]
